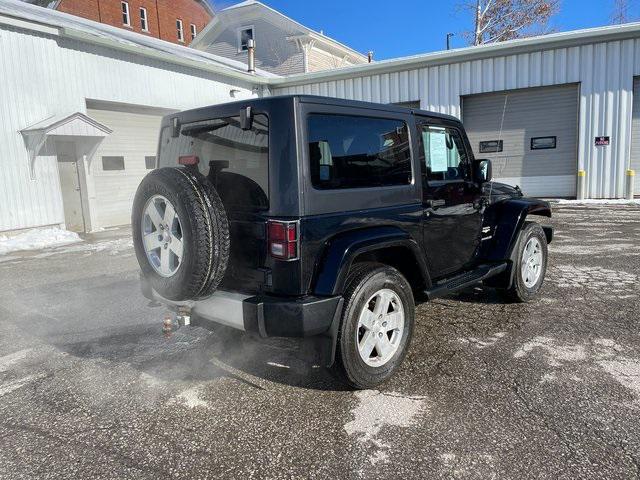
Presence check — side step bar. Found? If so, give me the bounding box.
[424,262,508,300]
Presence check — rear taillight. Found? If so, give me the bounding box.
[268,220,299,260]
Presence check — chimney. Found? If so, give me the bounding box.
[367,51,374,63]
[247,38,256,74]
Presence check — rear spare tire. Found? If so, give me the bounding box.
[132,167,230,301]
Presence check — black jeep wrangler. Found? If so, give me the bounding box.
[132,95,552,389]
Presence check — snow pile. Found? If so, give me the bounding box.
[0,228,82,255]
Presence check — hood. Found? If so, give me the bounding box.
[483,181,524,201]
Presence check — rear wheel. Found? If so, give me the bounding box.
[334,263,415,389]
[499,221,548,303]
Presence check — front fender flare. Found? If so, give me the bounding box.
[313,226,429,296]
[485,198,552,262]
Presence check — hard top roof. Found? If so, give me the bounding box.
[171,95,459,124]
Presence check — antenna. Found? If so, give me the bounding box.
[489,93,509,198]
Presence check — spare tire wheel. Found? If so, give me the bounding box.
[132,167,230,301]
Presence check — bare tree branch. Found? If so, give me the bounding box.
[459,0,559,46]
[611,0,628,23]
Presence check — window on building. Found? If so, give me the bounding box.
[176,19,184,42]
[102,156,125,171]
[237,26,254,52]
[121,1,130,26]
[145,156,156,169]
[140,7,148,32]
[307,114,412,190]
[190,24,197,41]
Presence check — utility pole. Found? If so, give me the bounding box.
[446,33,455,50]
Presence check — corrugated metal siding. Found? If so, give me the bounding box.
[0,24,255,232]
[462,84,579,197]
[630,77,640,192]
[273,39,640,198]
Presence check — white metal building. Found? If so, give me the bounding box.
[272,24,640,199]
[0,0,272,233]
[1,0,640,235]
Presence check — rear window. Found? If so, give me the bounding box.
[159,114,269,211]
[307,114,412,189]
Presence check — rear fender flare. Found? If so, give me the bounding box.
[313,226,430,296]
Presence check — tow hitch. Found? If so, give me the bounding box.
[162,306,192,337]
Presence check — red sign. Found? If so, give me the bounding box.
[595,136,610,146]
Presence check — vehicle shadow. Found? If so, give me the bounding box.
[56,321,352,392]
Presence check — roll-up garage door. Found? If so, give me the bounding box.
[87,108,163,228]
[629,77,640,194]
[462,84,579,197]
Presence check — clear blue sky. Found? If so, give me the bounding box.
[211,0,638,60]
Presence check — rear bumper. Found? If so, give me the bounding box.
[141,275,342,338]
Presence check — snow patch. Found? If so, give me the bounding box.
[0,349,31,372]
[458,332,507,349]
[174,386,209,408]
[550,243,640,255]
[514,336,586,366]
[598,358,640,397]
[344,390,427,465]
[0,228,81,255]
[439,452,496,478]
[0,373,47,397]
[515,337,640,398]
[553,199,640,205]
[549,265,638,291]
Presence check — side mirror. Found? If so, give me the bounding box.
[474,159,492,183]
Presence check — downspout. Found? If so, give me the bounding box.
[155,0,161,39]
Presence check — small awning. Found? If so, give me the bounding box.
[21,112,113,178]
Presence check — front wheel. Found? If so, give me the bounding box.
[499,221,548,303]
[334,263,415,389]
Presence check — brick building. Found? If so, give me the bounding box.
[22,0,213,44]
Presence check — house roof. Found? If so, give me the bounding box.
[191,0,367,62]
[2,0,276,82]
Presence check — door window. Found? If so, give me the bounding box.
[419,125,469,182]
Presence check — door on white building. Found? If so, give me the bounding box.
[462,84,579,198]
[87,105,168,228]
[56,141,86,232]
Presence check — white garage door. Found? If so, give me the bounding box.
[462,84,579,197]
[87,108,163,228]
[629,77,640,194]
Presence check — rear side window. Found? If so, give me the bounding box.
[159,114,269,211]
[307,114,412,189]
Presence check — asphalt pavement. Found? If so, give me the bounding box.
[0,203,639,479]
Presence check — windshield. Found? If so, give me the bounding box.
[158,114,269,211]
